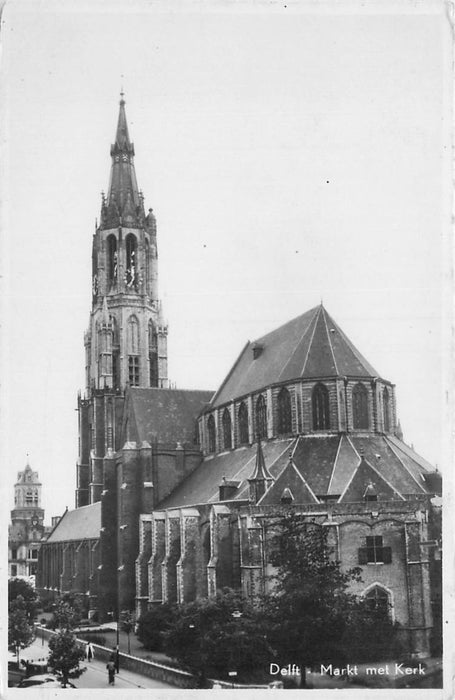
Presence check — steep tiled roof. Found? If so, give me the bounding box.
[159,434,439,510]
[158,439,294,509]
[46,503,101,543]
[210,305,380,408]
[126,387,213,445]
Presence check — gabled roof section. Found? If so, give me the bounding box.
[210,305,380,408]
[46,503,101,543]
[158,438,294,510]
[259,456,319,506]
[124,387,213,446]
[340,457,403,502]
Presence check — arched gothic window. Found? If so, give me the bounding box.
[222,408,232,450]
[207,415,216,453]
[238,402,249,445]
[107,234,118,285]
[352,383,369,429]
[364,586,390,615]
[127,315,140,386]
[312,383,330,430]
[125,234,138,289]
[144,238,150,293]
[383,387,390,432]
[148,320,158,387]
[255,395,267,439]
[277,387,292,434]
[127,316,139,355]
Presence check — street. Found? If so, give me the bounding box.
[16,637,176,690]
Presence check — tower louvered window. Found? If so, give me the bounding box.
[383,387,390,432]
[352,383,369,429]
[255,395,267,439]
[312,383,330,430]
[207,415,216,453]
[126,234,138,290]
[238,402,249,445]
[222,408,232,450]
[277,387,292,434]
[107,234,118,285]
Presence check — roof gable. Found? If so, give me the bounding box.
[340,458,401,502]
[259,458,318,506]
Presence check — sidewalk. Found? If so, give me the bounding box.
[15,636,175,689]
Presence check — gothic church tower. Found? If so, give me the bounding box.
[76,96,168,508]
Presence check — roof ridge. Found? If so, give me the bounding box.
[299,305,321,376]
[278,306,320,381]
[321,307,339,375]
[384,436,428,493]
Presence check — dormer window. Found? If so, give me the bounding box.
[252,343,264,359]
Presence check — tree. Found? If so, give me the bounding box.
[52,600,79,631]
[120,610,134,655]
[164,589,271,688]
[137,603,176,651]
[8,579,39,622]
[8,596,35,664]
[262,513,395,687]
[48,629,86,687]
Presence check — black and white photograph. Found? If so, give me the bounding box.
[2,0,451,696]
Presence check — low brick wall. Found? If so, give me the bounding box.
[36,626,193,688]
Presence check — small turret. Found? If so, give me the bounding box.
[248,438,274,503]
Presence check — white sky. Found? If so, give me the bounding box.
[1,0,452,523]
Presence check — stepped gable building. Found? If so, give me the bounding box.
[36,96,213,616]
[9,462,51,581]
[137,304,442,656]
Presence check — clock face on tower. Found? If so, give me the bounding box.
[31,517,39,528]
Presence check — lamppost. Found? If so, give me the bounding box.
[229,609,243,687]
[108,610,120,673]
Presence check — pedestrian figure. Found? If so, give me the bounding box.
[86,642,94,661]
[106,659,115,685]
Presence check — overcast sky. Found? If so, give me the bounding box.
[1,0,452,523]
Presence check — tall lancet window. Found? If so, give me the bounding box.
[110,316,120,390]
[222,408,232,450]
[352,383,369,429]
[125,234,138,290]
[238,402,249,445]
[144,239,150,295]
[255,395,267,439]
[383,387,390,432]
[148,320,158,387]
[127,315,140,386]
[312,383,330,430]
[277,387,292,434]
[207,415,216,453]
[107,234,118,286]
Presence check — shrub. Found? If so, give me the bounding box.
[137,603,176,651]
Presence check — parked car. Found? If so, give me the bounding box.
[17,674,75,688]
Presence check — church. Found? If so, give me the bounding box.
[36,97,441,656]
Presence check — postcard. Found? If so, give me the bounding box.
[2,0,452,698]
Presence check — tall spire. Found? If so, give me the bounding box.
[102,94,143,229]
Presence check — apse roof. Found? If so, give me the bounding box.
[46,503,101,543]
[210,305,381,409]
[158,434,439,511]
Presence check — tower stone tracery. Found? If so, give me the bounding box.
[76,96,168,509]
